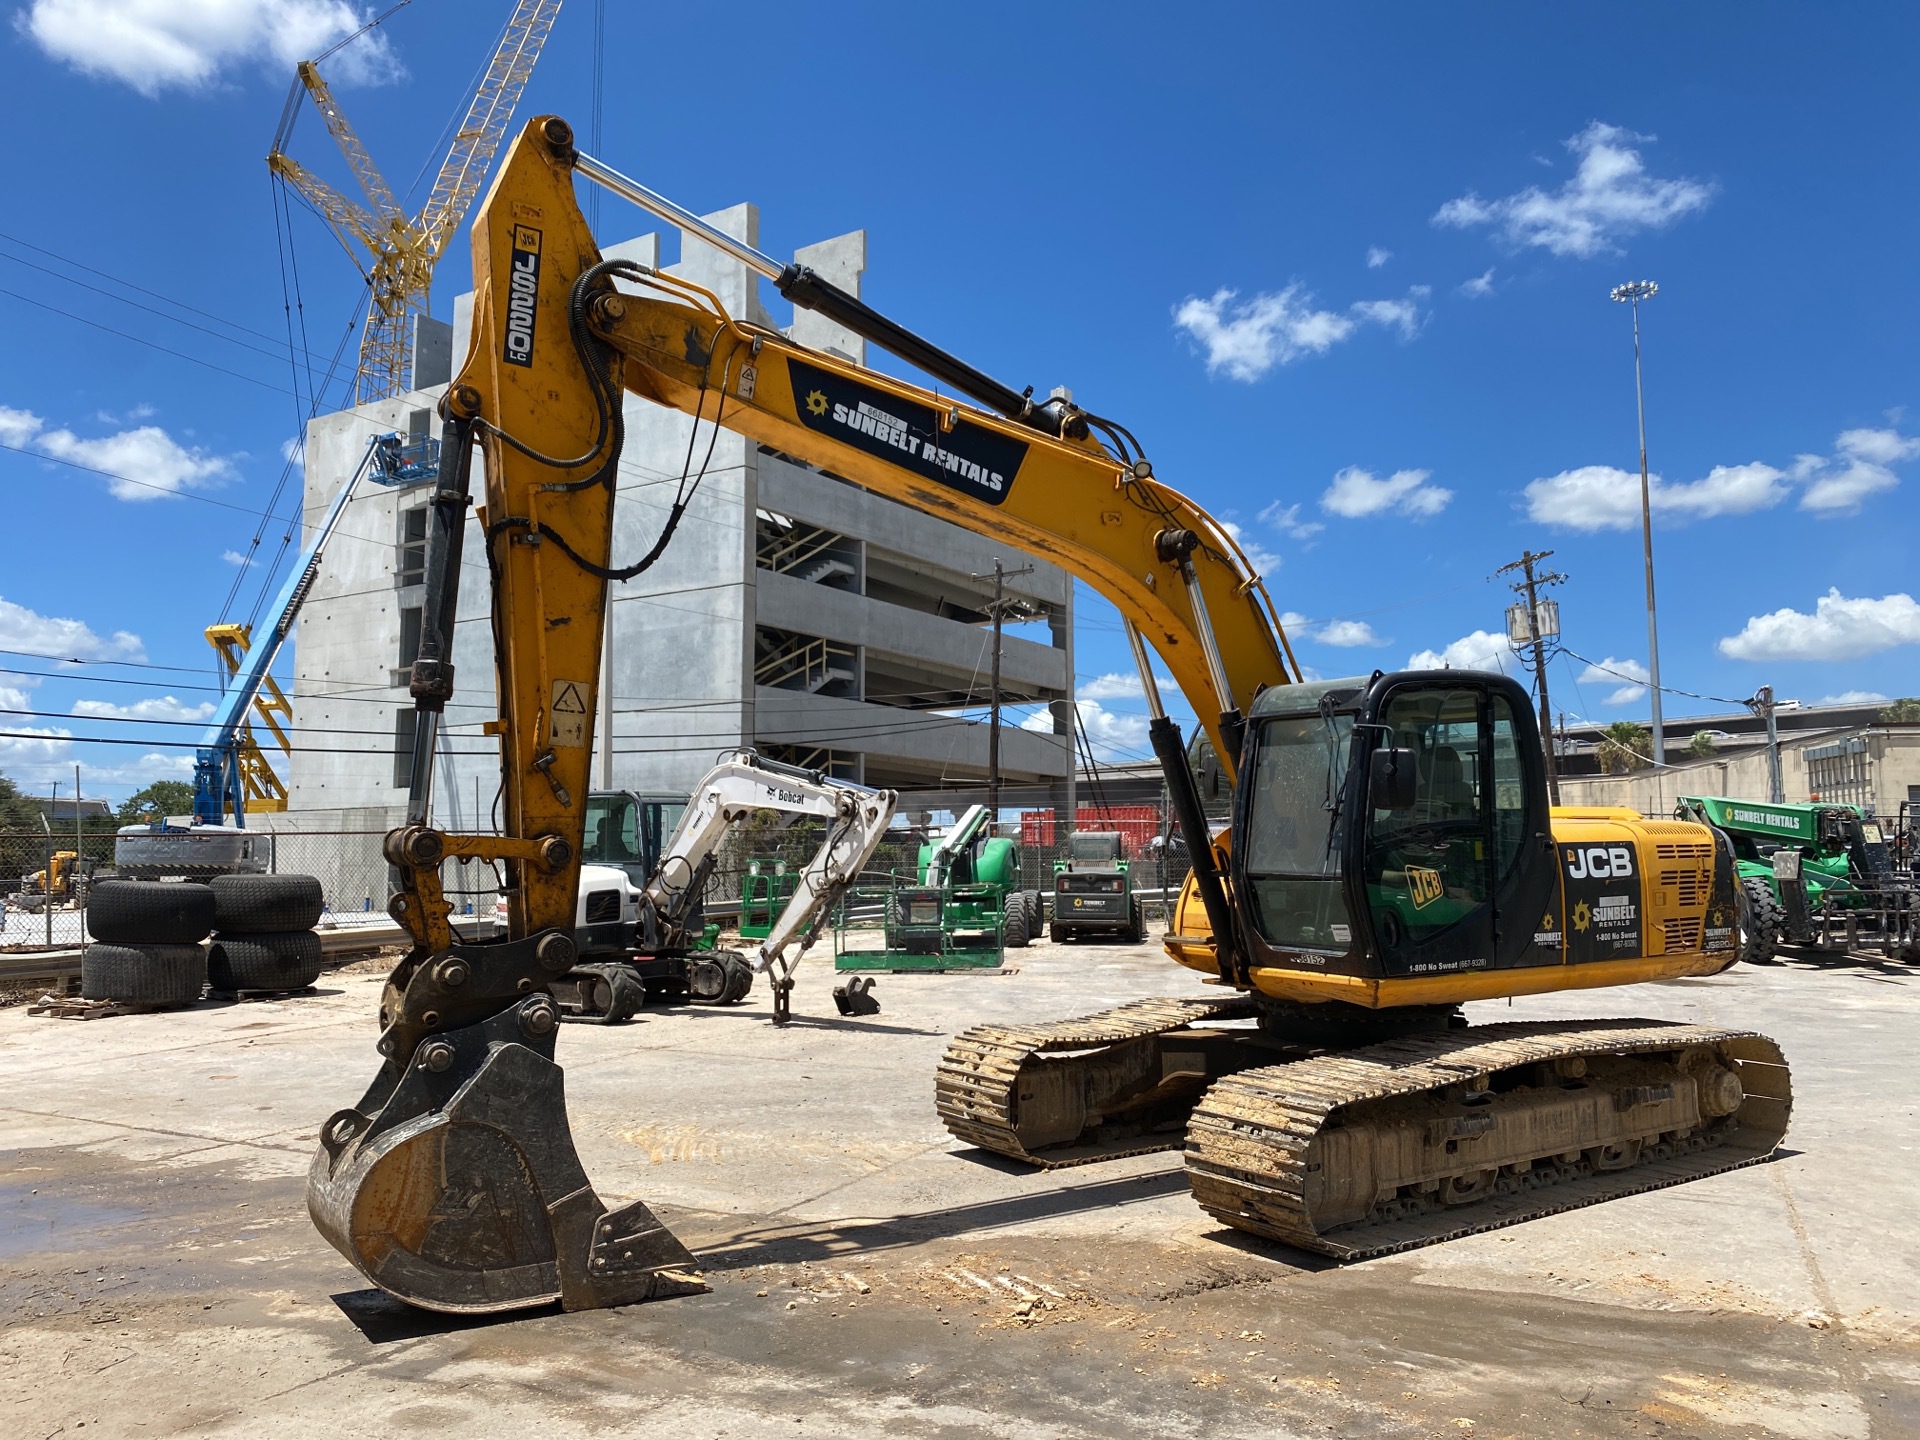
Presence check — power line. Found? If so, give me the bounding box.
[1558,646,1753,709]
[0,286,304,398]
[0,227,325,353]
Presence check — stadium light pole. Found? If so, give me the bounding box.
[1611,279,1664,767]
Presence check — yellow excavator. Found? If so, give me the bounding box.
[307,116,1791,1313]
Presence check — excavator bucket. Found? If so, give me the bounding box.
[307,940,705,1313]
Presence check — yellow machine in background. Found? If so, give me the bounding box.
[306,117,1790,1313]
[202,624,292,814]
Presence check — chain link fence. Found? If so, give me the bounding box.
[3,816,1196,950]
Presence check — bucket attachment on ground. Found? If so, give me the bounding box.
[307,933,705,1314]
[833,975,880,1016]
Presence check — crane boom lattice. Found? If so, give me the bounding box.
[267,0,563,403]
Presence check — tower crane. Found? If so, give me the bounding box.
[267,0,563,402]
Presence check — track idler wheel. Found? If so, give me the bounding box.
[307,934,704,1314]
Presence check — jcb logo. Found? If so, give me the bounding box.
[1406,866,1444,909]
[1566,846,1635,879]
[502,225,543,368]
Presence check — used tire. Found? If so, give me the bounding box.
[81,942,206,1005]
[1002,893,1030,949]
[1739,876,1784,965]
[87,880,215,945]
[207,929,323,992]
[209,874,323,934]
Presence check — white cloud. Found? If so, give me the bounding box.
[0,405,43,447]
[1173,287,1356,381]
[1433,121,1714,259]
[1075,672,1174,703]
[1458,267,1496,298]
[1530,427,1918,530]
[1219,519,1281,577]
[1407,630,1517,675]
[1719,590,1920,662]
[1256,501,1324,541]
[1797,427,1920,515]
[0,734,191,793]
[1321,465,1453,519]
[17,0,404,97]
[3,405,238,501]
[1576,656,1650,706]
[221,549,256,567]
[1821,691,1890,706]
[1834,427,1920,467]
[1348,296,1423,341]
[72,695,215,722]
[1314,619,1386,648]
[1019,699,1147,763]
[1276,613,1389,648]
[1523,461,1789,531]
[1172,285,1426,381]
[1366,247,1391,269]
[0,597,145,662]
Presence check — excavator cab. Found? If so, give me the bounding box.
[1234,672,1557,983]
[583,790,688,887]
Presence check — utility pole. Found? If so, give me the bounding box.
[1611,279,1665,766]
[1749,685,1785,803]
[1497,550,1567,805]
[972,558,1034,834]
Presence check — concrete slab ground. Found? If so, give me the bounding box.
[1,938,1916,1439]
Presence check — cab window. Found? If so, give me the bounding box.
[585,794,641,866]
[1364,688,1490,947]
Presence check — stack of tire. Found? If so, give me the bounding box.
[205,875,326,996]
[82,880,217,1008]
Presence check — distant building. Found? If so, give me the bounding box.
[284,206,1074,832]
[1554,700,1920,816]
[30,797,114,824]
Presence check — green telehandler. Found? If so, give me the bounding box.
[1676,795,1917,960]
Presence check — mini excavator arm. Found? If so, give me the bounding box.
[641,751,898,992]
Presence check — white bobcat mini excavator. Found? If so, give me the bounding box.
[556,750,897,1023]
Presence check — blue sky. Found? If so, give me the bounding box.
[0,2,1915,798]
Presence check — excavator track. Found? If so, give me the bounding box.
[1185,1018,1792,1260]
[936,995,1261,1167]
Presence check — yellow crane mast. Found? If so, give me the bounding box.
[267,0,562,402]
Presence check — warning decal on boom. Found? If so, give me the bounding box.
[551,679,589,748]
[787,358,1027,507]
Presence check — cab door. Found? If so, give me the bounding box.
[1360,685,1496,978]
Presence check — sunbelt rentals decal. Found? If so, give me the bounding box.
[787,357,1029,506]
[502,224,542,368]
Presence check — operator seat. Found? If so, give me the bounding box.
[1427,747,1476,820]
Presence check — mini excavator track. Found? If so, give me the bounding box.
[936,996,1263,1166]
[1185,1019,1791,1260]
